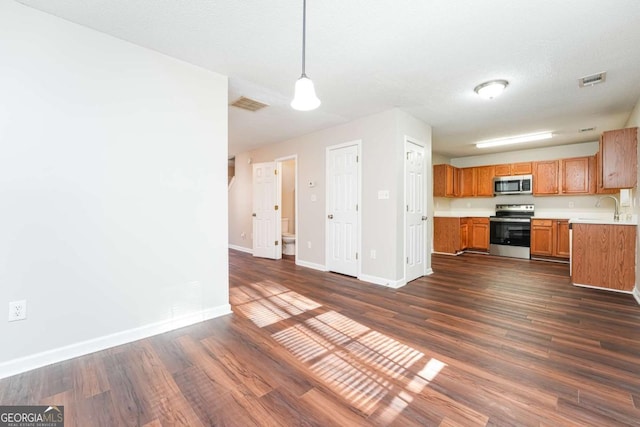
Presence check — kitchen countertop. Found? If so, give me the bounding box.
[434,211,638,225]
[568,216,638,225]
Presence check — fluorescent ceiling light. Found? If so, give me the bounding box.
[476,132,553,148]
[474,80,509,99]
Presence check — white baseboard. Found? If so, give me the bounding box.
[425,268,434,276]
[0,304,232,380]
[229,244,252,254]
[295,259,327,271]
[633,287,640,305]
[357,274,406,288]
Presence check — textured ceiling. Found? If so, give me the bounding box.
[15,0,640,158]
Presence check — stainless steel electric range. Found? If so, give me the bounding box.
[489,204,534,259]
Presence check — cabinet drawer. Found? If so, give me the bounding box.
[471,217,489,224]
[532,219,553,227]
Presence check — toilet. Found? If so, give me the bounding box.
[281,218,296,256]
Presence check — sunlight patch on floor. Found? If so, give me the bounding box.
[232,281,322,327]
[233,280,448,423]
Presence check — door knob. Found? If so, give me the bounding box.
[328,214,334,219]
[422,216,428,221]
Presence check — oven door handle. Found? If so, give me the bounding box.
[489,218,531,223]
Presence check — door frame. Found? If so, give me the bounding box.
[403,136,429,284]
[325,140,362,277]
[275,154,298,260]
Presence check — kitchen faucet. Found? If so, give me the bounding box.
[596,195,620,221]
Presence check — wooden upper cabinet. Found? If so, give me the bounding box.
[494,162,532,176]
[433,164,459,197]
[494,164,511,176]
[600,127,638,189]
[511,162,533,175]
[594,152,617,194]
[561,156,591,194]
[475,165,495,197]
[459,167,476,197]
[533,160,559,195]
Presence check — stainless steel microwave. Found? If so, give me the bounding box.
[493,174,533,195]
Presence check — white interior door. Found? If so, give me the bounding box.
[252,162,281,259]
[326,143,360,277]
[405,140,427,283]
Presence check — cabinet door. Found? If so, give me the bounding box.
[594,151,617,194]
[434,217,462,254]
[600,127,638,189]
[571,224,636,291]
[475,166,495,197]
[460,220,469,250]
[561,157,590,194]
[459,168,476,197]
[470,218,489,250]
[533,161,559,195]
[530,219,553,256]
[434,164,459,197]
[511,162,533,175]
[554,220,570,258]
[494,164,511,176]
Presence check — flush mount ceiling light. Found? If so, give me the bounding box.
[474,79,509,99]
[476,131,553,149]
[291,0,320,111]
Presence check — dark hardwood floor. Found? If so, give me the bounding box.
[1,251,640,426]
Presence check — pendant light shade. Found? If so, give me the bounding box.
[291,75,321,111]
[291,0,321,111]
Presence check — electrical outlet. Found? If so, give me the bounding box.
[370,249,377,259]
[8,300,27,322]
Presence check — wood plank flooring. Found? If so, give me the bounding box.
[1,251,640,426]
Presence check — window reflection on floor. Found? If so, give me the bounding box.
[231,281,447,423]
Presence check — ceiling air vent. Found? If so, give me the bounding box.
[578,72,606,88]
[579,127,596,133]
[230,96,268,112]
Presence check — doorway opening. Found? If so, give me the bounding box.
[277,156,297,260]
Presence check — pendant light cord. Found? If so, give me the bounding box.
[301,0,307,77]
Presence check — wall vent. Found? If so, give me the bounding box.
[578,72,606,87]
[230,96,269,112]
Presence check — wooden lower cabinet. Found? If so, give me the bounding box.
[530,219,569,260]
[469,217,489,250]
[460,218,470,250]
[434,217,462,254]
[434,217,488,254]
[555,220,570,258]
[571,223,636,291]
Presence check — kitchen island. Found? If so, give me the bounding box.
[569,217,637,293]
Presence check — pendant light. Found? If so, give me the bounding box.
[291,0,321,111]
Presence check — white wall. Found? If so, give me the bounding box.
[228,109,432,285]
[0,2,230,377]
